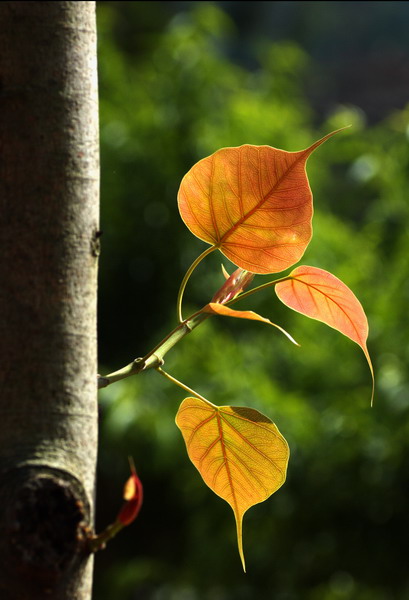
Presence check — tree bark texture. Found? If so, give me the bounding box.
[0,2,99,599]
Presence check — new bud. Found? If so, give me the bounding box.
[212,268,254,304]
[117,458,143,526]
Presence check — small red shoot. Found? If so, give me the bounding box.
[212,267,255,304]
[117,456,143,526]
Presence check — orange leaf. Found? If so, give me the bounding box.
[202,302,299,346]
[275,266,374,403]
[178,129,346,274]
[175,397,289,571]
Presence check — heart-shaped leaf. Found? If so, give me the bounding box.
[202,302,299,346]
[178,129,345,274]
[176,397,289,571]
[275,266,374,403]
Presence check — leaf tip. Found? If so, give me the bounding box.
[363,344,375,408]
[221,263,230,280]
[305,126,351,158]
[235,511,246,573]
[238,540,246,573]
[272,322,299,347]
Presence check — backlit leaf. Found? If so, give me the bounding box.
[275,266,374,403]
[202,302,299,346]
[178,129,345,274]
[175,397,289,571]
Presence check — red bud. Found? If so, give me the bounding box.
[117,458,143,526]
[212,268,254,304]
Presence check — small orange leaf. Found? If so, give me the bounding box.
[175,397,289,571]
[202,302,299,346]
[178,129,346,274]
[275,266,374,403]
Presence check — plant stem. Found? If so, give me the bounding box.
[97,358,146,388]
[98,309,211,389]
[226,275,292,306]
[176,245,217,323]
[87,521,123,553]
[156,367,217,408]
[97,273,293,390]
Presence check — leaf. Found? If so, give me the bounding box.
[275,265,374,403]
[178,129,346,274]
[202,302,299,346]
[175,397,290,571]
[117,458,143,526]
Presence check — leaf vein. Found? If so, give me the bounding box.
[219,149,308,243]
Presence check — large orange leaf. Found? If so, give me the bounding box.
[202,302,299,346]
[178,130,345,274]
[275,266,374,402]
[175,397,289,571]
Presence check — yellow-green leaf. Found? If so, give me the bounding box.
[175,397,290,571]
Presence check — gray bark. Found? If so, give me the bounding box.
[0,2,99,598]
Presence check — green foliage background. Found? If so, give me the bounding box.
[95,3,409,598]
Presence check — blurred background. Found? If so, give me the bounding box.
[95,2,409,599]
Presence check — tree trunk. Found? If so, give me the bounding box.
[0,2,99,599]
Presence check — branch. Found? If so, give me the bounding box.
[97,274,292,390]
[98,310,210,389]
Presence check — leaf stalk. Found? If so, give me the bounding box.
[176,245,217,322]
[98,273,293,390]
[156,367,217,407]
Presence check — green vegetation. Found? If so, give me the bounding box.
[95,3,409,599]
